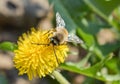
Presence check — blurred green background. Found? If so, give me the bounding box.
[0,0,120,84]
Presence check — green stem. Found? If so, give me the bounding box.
[52,71,70,84]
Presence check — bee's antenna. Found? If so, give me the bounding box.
[52,44,59,65]
[31,43,49,46]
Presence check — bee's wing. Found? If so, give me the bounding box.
[56,12,65,28]
[67,34,83,43]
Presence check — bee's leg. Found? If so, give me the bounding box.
[43,30,51,35]
[43,30,54,37]
[43,30,54,42]
[60,42,67,46]
[52,44,59,65]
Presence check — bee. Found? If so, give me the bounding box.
[48,12,83,64]
[33,12,83,64]
[49,12,83,45]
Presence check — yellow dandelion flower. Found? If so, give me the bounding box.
[13,28,69,80]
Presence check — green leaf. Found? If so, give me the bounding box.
[60,55,112,81]
[105,57,120,74]
[83,0,120,19]
[83,0,120,29]
[0,42,18,52]
[76,28,95,47]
